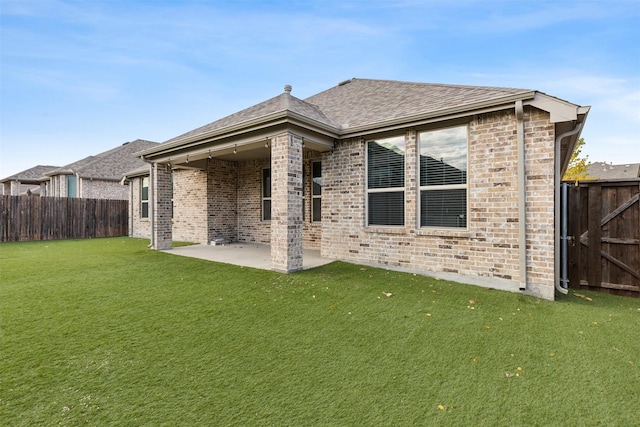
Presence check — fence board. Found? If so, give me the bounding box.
[567,179,640,297]
[0,195,128,242]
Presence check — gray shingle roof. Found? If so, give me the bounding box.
[160,78,532,146]
[164,90,339,144]
[587,162,640,180]
[1,165,60,183]
[49,139,159,181]
[305,78,532,130]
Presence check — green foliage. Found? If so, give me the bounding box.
[563,138,592,182]
[1,238,638,425]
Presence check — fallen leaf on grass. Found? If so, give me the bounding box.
[438,405,445,410]
[573,292,593,301]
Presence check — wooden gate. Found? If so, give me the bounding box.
[567,179,640,297]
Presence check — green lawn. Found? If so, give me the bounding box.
[1,238,638,426]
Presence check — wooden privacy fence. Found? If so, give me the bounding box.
[567,180,640,297]
[0,195,128,242]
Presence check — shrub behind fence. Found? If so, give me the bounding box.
[0,195,128,242]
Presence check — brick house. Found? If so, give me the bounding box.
[131,79,589,300]
[1,165,60,196]
[43,139,158,199]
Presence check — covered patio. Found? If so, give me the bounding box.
[162,243,334,271]
[138,85,336,273]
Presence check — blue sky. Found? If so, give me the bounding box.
[1,0,639,178]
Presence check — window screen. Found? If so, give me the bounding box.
[419,126,467,228]
[312,161,322,222]
[367,136,405,226]
[262,168,271,221]
[141,177,149,218]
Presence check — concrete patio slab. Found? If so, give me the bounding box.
[161,243,333,271]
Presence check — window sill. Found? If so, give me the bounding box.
[364,226,408,235]
[416,228,471,238]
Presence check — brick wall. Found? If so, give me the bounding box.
[302,151,323,248]
[270,132,303,272]
[3,181,39,196]
[128,176,151,239]
[151,163,173,250]
[237,158,271,244]
[172,168,208,243]
[80,178,128,200]
[234,155,322,247]
[207,158,238,243]
[321,106,556,299]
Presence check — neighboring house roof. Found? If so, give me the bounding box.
[587,162,640,180]
[47,139,159,181]
[0,165,60,184]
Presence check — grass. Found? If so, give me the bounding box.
[1,238,638,426]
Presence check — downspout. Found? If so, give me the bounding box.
[515,101,527,291]
[554,122,584,295]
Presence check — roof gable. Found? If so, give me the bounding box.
[49,139,159,180]
[164,89,338,145]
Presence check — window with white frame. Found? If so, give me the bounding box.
[262,168,271,221]
[312,161,322,222]
[367,136,405,226]
[419,125,468,228]
[141,177,149,218]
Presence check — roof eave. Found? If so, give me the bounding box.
[139,110,340,160]
[340,91,537,138]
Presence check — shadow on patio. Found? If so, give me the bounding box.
[161,243,333,271]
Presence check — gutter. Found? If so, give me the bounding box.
[343,91,537,138]
[554,122,585,295]
[515,101,527,291]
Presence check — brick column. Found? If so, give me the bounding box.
[271,132,303,272]
[151,162,173,250]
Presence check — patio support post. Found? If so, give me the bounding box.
[270,132,303,272]
[151,162,173,250]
